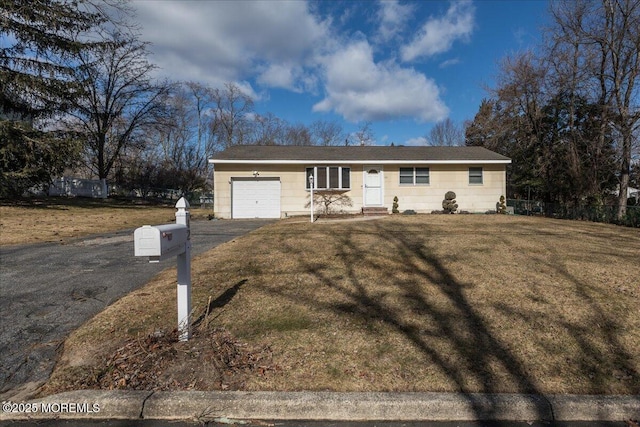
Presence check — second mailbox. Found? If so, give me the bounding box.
[134,223,189,262]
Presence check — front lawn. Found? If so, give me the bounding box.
[0,198,211,246]
[43,215,639,395]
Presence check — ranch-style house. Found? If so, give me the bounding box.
[209,145,511,219]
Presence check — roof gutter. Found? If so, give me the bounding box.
[208,159,512,165]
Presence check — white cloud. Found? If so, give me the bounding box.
[439,58,461,68]
[232,81,261,101]
[257,63,300,92]
[256,63,319,94]
[132,1,457,124]
[313,41,448,123]
[376,0,414,42]
[133,1,329,90]
[404,136,428,146]
[401,0,475,62]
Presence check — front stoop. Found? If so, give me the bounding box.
[362,207,389,216]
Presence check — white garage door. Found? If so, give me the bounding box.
[232,179,281,219]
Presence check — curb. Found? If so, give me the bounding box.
[2,391,639,422]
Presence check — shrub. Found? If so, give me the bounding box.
[442,191,458,214]
[392,196,399,214]
[624,207,640,227]
[497,195,507,214]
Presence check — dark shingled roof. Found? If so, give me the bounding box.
[210,145,511,163]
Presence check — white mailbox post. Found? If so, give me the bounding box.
[134,197,192,341]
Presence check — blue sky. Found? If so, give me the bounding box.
[132,0,550,146]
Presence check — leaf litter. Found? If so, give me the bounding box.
[43,327,278,393]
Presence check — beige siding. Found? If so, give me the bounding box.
[384,164,507,213]
[213,163,507,218]
[214,164,361,218]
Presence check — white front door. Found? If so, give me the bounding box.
[364,166,383,206]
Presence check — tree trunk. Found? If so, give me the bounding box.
[616,129,632,221]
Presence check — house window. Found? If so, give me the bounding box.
[399,167,430,185]
[317,167,327,189]
[399,168,414,184]
[416,167,430,184]
[469,167,483,184]
[341,167,350,189]
[329,167,339,188]
[306,166,351,190]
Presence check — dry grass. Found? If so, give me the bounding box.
[43,215,640,395]
[0,198,211,246]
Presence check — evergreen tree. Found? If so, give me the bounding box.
[0,121,81,197]
[1,0,106,197]
[1,0,105,118]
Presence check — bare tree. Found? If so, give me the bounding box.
[549,0,640,219]
[465,99,503,149]
[185,81,215,162]
[144,83,215,194]
[598,0,639,220]
[305,190,353,215]
[492,52,549,174]
[310,119,344,146]
[466,52,552,201]
[252,112,286,145]
[113,142,162,198]
[350,121,374,146]
[68,31,169,191]
[546,0,618,205]
[284,123,313,146]
[209,82,254,151]
[426,118,464,146]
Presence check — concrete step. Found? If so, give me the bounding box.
[362,207,389,216]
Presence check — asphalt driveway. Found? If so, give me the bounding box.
[0,219,274,399]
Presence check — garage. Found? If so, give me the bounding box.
[231,178,281,219]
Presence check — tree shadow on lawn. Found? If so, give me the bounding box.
[259,220,638,420]
[193,279,248,328]
[499,242,638,396]
[498,221,639,395]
